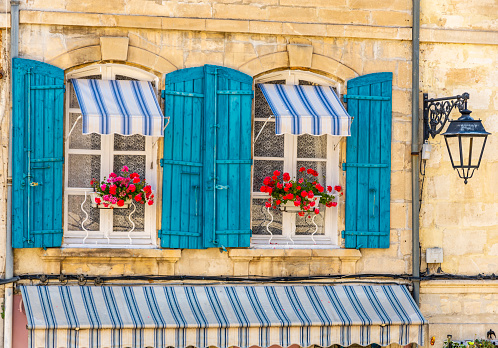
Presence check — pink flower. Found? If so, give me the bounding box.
[100,184,107,191]
[128,184,136,193]
[109,172,117,178]
[331,202,337,207]
[122,165,129,172]
[314,208,320,214]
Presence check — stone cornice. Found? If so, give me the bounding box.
[8,10,496,45]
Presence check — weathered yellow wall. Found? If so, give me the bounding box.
[418,0,498,343]
[1,0,497,345]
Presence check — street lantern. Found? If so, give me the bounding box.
[423,93,491,184]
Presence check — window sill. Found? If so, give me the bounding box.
[228,248,361,276]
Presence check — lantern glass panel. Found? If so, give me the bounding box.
[444,135,461,167]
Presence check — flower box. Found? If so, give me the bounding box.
[280,196,321,212]
[90,192,132,209]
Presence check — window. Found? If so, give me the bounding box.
[63,65,159,247]
[251,71,343,248]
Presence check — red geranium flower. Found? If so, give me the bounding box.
[283,172,290,181]
[334,185,342,192]
[331,202,337,207]
[273,170,281,176]
[299,167,306,172]
[327,186,333,192]
[117,200,125,207]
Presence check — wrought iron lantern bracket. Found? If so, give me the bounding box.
[423,92,469,142]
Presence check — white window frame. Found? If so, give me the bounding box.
[63,64,159,248]
[251,70,344,249]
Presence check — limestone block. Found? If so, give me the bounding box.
[213,4,268,21]
[48,45,101,70]
[185,51,224,68]
[392,119,411,142]
[348,0,411,11]
[370,10,412,27]
[66,0,126,14]
[363,60,396,76]
[206,19,249,33]
[249,21,283,35]
[397,61,412,89]
[238,57,263,76]
[259,51,289,71]
[318,9,370,25]
[390,170,407,201]
[268,6,317,23]
[392,89,412,115]
[287,44,313,68]
[100,37,129,61]
[390,202,407,229]
[127,46,177,73]
[162,18,205,31]
[282,23,327,37]
[280,0,347,7]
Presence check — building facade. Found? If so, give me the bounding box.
[0,0,496,347]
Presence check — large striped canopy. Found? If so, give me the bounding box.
[21,285,426,348]
[71,79,164,136]
[258,84,352,136]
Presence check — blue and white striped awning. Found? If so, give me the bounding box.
[71,79,164,136]
[258,84,352,136]
[21,285,426,348]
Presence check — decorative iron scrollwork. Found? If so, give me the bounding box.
[423,92,469,141]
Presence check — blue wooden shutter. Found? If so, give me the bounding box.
[203,65,253,249]
[343,72,393,249]
[160,65,253,249]
[12,58,65,248]
[159,67,205,249]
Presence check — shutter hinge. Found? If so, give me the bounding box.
[211,124,220,129]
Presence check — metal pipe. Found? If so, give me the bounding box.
[411,0,421,307]
[5,3,20,348]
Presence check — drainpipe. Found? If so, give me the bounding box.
[411,0,421,306]
[4,2,20,348]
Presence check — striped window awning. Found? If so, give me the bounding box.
[21,285,426,348]
[71,79,164,136]
[258,84,352,136]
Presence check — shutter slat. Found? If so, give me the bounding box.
[12,58,64,249]
[345,72,393,249]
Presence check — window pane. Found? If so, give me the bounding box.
[114,134,146,151]
[69,113,101,150]
[113,202,145,232]
[253,160,284,192]
[296,160,327,186]
[255,80,286,119]
[297,134,327,159]
[68,154,101,188]
[113,155,146,178]
[254,121,284,157]
[251,198,282,235]
[295,209,324,235]
[67,195,100,231]
[69,75,101,109]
